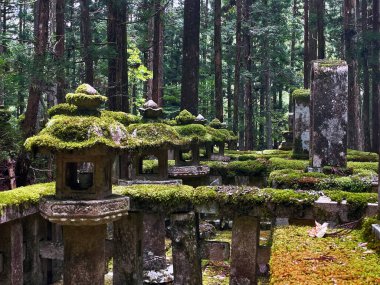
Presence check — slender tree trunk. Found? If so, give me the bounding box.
[146,10,154,100]
[317,0,325,58]
[22,0,49,138]
[227,64,232,127]
[55,0,65,103]
[372,0,380,152]
[107,0,128,112]
[214,0,223,121]
[152,0,164,107]
[259,87,265,150]
[180,0,200,115]
[344,0,362,149]
[303,0,309,88]
[361,0,371,150]
[79,0,94,85]
[291,0,297,67]
[243,0,253,150]
[233,0,242,135]
[309,0,318,62]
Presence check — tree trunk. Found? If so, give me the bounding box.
[152,0,164,107]
[107,0,129,112]
[214,0,223,121]
[291,0,297,67]
[316,0,325,59]
[55,0,65,103]
[344,0,362,150]
[309,0,318,62]
[361,0,371,151]
[233,0,242,135]
[243,0,253,150]
[22,0,49,138]
[180,0,200,115]
[303,0,309,88]
[372,0,380,152]
[79,0,94,85]
[145,8,154,100]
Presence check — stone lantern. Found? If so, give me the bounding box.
[204,118,234,162]
[25,84,130,284]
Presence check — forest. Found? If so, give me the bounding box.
[0,0,379,187]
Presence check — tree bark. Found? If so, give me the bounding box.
[55,0,65,103]
[22,0,49,138]
[303,0,309,88]
[79,0,94,85]
[107,0,129,112]
[291,0,297,67]
[152,0,164,107]
[180,0,200,115]
[233,0,242,135]
[344,0,362,149]
[372,0,380,152]
[361,0,371,151]
[309,0,318,62]
[316,0,325,59]
[214,0,223,121]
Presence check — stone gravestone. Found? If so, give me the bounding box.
[292,89,310,159]
[310,60,348,169]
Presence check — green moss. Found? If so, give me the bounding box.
[347,161,378,172]
[174,124,212,143]
[317,59,346,67]
[75,83,99,94]
[25,115,130,153]
[317,176,372,193]
[269,157,309,171]
[175,109,196,125]
[268,169,327,189]
[48,103,80,117]
[0,182,55,213]
[226,149,292,160]
[201,159,268,177]
[126,123,185,149]
[270,225,380,284]
[101,110,140,125]
[205,126,237,143]
[347,149,378,162]
[66,93,107,109]
[322,166,353,176]
[209,118,223,129]
[324,190,377,205]
[292,88,310,102]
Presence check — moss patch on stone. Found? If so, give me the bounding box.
[66,93,107,109]
[292,88,310,102]
[347,161,378,172]
[175,109,196,125]
[25,114,130,153]
[0,182,55,213]
[201,159,269,177]
[323,190,377,205]
[270,225,380,284]
[101,110,140,125]
[269,157,309,171]
[269,169,327,189]
[347,149,378,162]
[205,126,237,143]
[174,124,212,143]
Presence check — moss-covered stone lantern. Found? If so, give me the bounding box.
[25,84,130,284]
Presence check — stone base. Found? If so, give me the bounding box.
[278,141,293,150]
[372,224,380,240]
[118,179,182,186]
[168,166,210,178]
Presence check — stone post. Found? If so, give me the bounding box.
[310,60,348,168]
[292,89,311,159]
[113,213,143,285]
[0,220,23,285]
[171,212,202,285]
[230,216,260,285]
[63,225,106,285]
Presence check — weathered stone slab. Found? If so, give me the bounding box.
[171,212,202,285]
[143,214,166,271]
[0,205,39,225]
[200,241,230,261]
[293,89,311,158]
[230,216,260,285]
[113,213,143,285]
[310,60,348,168]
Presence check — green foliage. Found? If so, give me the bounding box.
[209,118,223,129]
[175,110,196,125]
[268,169,327,189]
[202,159,268,177]
[324,190,377,205]
[317,176,372,193]
[347,161,378,172]
[0,182,55,213]
[269,157,309,170]
[347,149,378,162]
[292,88,310,102]
[127,43,153,84]
[0,110,21,161]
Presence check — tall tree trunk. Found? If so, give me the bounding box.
[309,0,318,62]
[22,0,49,138]
[79,0,94,85]
[372,0,380,152]
[55,0,65,103]
[316,0,325,58]
[180,0,200,115]
[233,0,242,135]
[361,0,371,150]
[344,0,362,149]
[303,0,309,88]
[152,0,164,107]
[243,0,253,150]
[214,0,223,121]
[145,0,154,100]
[291,0,297,67]
[227,64,232,127]
[107,0,129,112]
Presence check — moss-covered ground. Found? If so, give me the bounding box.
[270,225,380,284]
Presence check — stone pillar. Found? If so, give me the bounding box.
[113,213,143,285]
[158,150,168,179]
[171,212,202,285]
[310,60,348,168]
[293,89,311,159]
[230,216,260,285]
[143,213,166,270]
[0,220,23,285]
[63,225,106,285]
[191,144,200,166]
